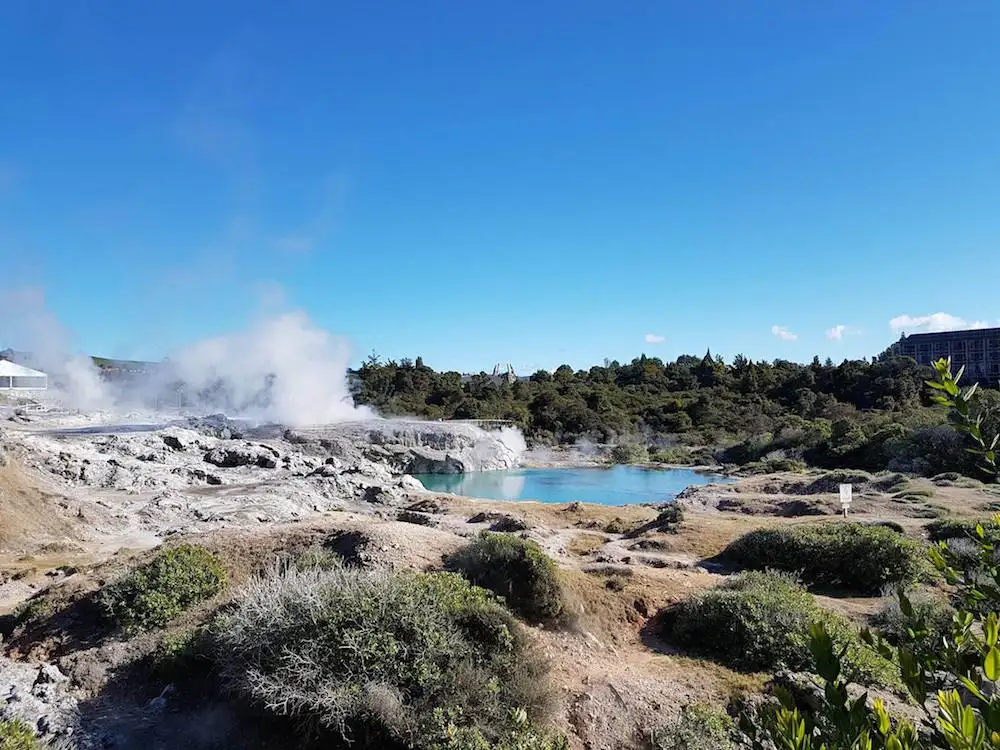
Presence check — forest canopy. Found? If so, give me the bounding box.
[351,352,1000,477]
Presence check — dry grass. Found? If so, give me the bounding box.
[565,533,609,557]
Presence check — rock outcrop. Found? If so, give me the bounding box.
[0,658,80,745]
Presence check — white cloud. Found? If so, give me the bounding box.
[889,312,994,334]
[825,324,862,341]
[644,333,665,344]
[771,325,797,341]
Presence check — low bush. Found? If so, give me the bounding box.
[603,517,631,534]
[212,562,561,749]
[0,719,39,750]
[99,544,227,632]
[610,442,649,464]
[870,592,954,663]
[871,472,910,493]
[656,504,684,526]
[446,533,566,625]
[760,457,807,473]
[721,522,924,595]
[650,703,737,750]
[892,487,934,499]
[663,571,895,685]
[925,517,1000,543]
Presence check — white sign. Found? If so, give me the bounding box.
[839,484,853,518]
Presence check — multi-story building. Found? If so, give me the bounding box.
[891,328,1000,385]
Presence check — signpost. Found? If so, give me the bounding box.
[839,483,852,518]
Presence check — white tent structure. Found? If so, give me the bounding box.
[0,360,48,391]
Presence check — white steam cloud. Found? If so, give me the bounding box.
[166,311,368,425]
[644,333,665,344]
[0,287,369,426]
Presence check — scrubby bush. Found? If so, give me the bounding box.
[0,720,38,750]
[99,544,227,632]
[610,442,649,464]
[212,562,561,749]
[925,517,1000,543]
[657,504,684,526]
[603,517,630,534]
[650,704,737,750]
[446,533,566,625]
[721,522,924,595]
[663,571,894,685]
[870,591,954,663]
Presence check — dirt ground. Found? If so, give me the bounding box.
[1,452,995,749]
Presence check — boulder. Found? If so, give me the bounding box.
[397,510,438,527]
[405,450,465,474]
[0,657,79,743]
[203,444,279,469]
[362,486,399,505]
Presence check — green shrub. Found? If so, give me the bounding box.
[663,571,895,685]
[610,442,649,464]
[657,504,684,526]
[721,522,924,595]
[446,533,566,625]
[892,487,934,499]
[650,703,737,750]
[99,544,227,632]
[649,446,694,465]
[603,517,630,534]
[925,517,1000,543]
[213,562,560,749]
[870,592,954,663]
[872,472,910,493]
[0,719,38,750]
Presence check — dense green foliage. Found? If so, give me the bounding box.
[350,352,998,475]
[0,720,39,750]
[926,517,1000,543]
[870,592,955,664]
[721,522,925,595]
[651,704,738,750]
[742,358,1000,749]
[745,521,1000,749]
[212,561,562,749]
[446,533,566,626]
[99,544,227,633]
[663,571,896,686]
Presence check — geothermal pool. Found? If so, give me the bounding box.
[413,465,733,506]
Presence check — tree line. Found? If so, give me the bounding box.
[351,352,1000,477]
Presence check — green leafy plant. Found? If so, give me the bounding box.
[740,362,1000,748]
[721,523,925,595]
[610,442,650,464]
[651,703,738,750]
[0,719,40,750]
[446,533,566,625]
[98,544,227,632]
[664,571,896,686]
[927,357,999,479]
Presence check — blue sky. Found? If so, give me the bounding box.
[2,2,999,374]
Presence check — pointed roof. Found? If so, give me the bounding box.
[0,360,47,378]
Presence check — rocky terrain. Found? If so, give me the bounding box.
[1,407,996,749]
[0,415,521,550]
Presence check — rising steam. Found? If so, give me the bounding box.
[164,311,369,425]
[1,288,370,426]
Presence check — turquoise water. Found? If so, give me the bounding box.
[413,465,733,506]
